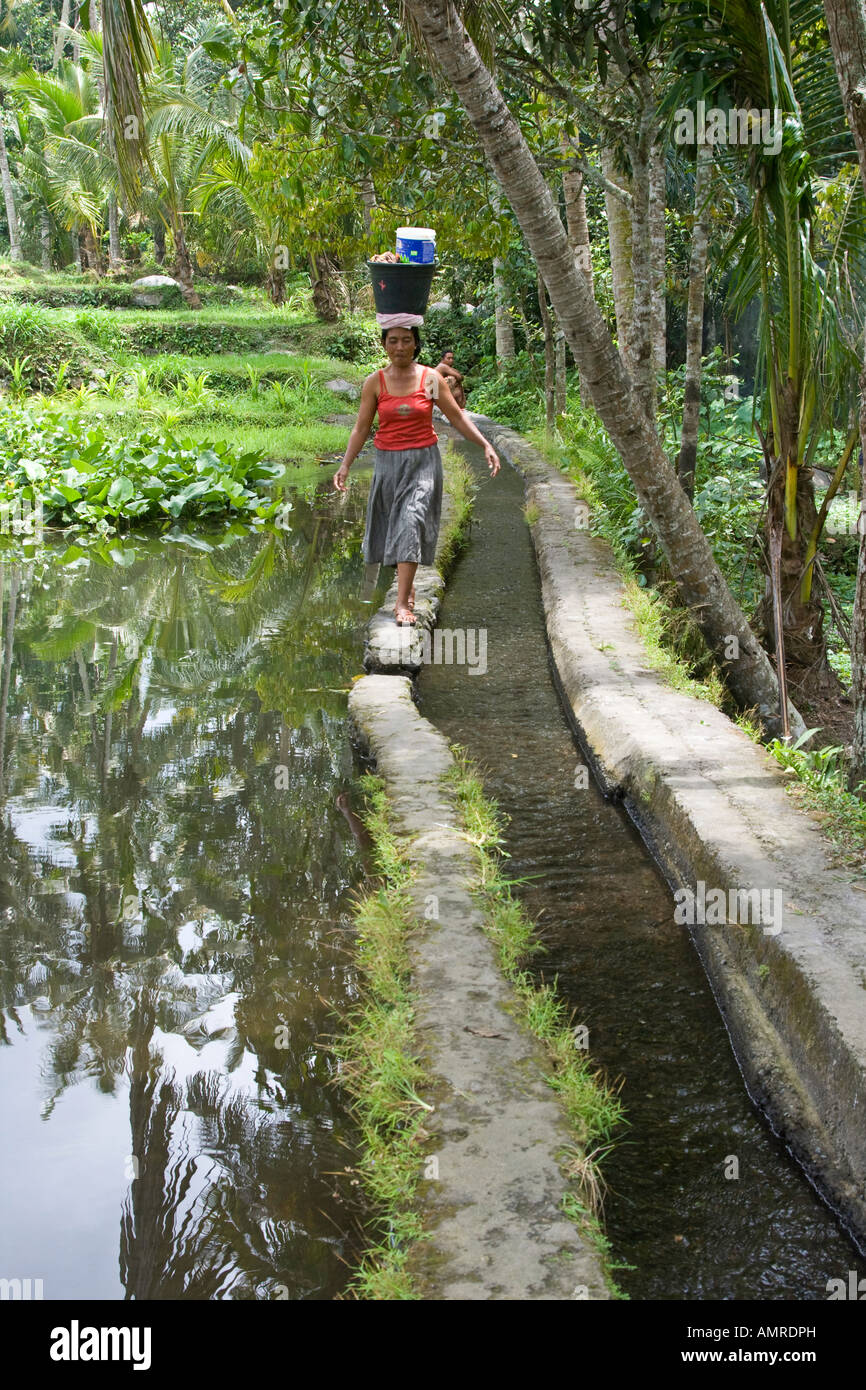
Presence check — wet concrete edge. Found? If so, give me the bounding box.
[347,672,612,1300]
[470,414,866,1249]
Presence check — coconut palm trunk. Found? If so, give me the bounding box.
[402,0,801,736]
[493,255,515,364]
[555,327,567,417]
[0,96,22,263]
[52,0,72,67]
[562,137,592,404]
[490,183,514,365]
[602,145,634,364]
[626,98,656,419]
[677,142,713,501]
[649,135,667,383]
[537,268,556,431]
[168,208,202,309]
[822,0,866,791]
[360,171,376,234]
[40,209,52,269]
[108,195,121,269]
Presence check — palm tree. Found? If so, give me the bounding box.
[14,57,113,270]
[195,149,289,303]
[133,31,251,307]
[822,0,866,793]
[0,6,23,261]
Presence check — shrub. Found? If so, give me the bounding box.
[0,302,98,388]
[468,353,545,431]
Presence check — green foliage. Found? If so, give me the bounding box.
[74,309,126,353]
[422,304,496,374]
[312,315,380,364]
[767,729,866,863]
[768,728,847,792]
[0,301,96,386]
[333,775,428,1301]
[0,400,285,528]
[2,355,33,399]
[467,354,545,431]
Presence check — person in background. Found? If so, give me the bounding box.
[333,325,499,625]
[435,349,466,408]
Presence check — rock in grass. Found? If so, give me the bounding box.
[324,378,360,399]
[131,274,185,308]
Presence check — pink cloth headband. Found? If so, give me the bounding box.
[376,312,424,328]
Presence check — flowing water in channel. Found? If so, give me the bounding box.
[418,439,866,1300]
[0,485,387,1300]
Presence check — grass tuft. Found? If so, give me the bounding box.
[437,443,476,574]
[331,773,431,1300]
[443,746,627,1293]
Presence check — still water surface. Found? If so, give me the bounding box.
[0,484,384,1299]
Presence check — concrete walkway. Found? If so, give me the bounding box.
[470,417,866,1245]
[348,674,611,1300]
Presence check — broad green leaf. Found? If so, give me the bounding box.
[107,476,135,508]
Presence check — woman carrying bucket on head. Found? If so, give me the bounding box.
[333,227,499,627]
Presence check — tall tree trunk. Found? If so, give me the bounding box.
[761,413,827,672]
[537,268,556,432]
[40,209,52,270]
[53,0,72,67]
[562,136,592,405]
[493,256,515,365]
[626,89,656,419]
[82,222,103,273]
[360,172,377,235]
[310,251,341,322]
[265,262,286,305]
[562,140,592,286]
[649,135,667,383]
[602,146,633,363]
[490,182,515,366]
[0,105,22,263]
[403,0,802,737]
[108,196,121,270]
[71,2,81,66]
[677,142,713,502]
[169,209,202,308]
[153,218,166,264]
[821,0,866,790]
[555,326,567,418]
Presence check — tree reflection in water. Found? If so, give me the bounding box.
[0,481,385,1298]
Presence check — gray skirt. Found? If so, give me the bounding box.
[362,443,443,567]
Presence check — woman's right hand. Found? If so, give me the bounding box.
[333,462,350,493]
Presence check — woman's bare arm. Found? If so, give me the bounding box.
[433,371,500,475]
[333,375,379,492]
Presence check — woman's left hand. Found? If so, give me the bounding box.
[484,443,501,477]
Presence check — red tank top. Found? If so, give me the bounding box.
[374,368,438,450]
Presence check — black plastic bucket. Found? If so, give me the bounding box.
[368,260,436,315]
